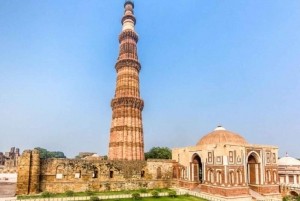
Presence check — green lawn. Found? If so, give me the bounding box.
[17,189,171,199]
[102,196,207,201]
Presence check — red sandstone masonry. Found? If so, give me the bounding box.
[108,1,144,161]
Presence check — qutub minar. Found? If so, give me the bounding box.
[108,0,144,160]
[16,1,283,200]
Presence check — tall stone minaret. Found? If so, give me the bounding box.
[108,0,144,160]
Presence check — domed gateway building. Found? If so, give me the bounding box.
[172,126,281,200]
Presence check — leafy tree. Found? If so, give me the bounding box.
[145,147,172,160]
[34,147,66,159]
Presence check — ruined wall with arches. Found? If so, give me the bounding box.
[16,150,177,195]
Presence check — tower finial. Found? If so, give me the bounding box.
[286,152,289,157]
[124,0,134,8]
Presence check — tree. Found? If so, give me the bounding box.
[34,147,66,159]
[145,147,172,160]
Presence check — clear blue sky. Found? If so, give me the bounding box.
[0,1,299,158]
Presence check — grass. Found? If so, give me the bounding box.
[96,196,208,201]
[17,189,172,200]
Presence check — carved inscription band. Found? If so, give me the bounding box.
[110,126,143,133]
[109,142,144,148]
[111,97,144,110]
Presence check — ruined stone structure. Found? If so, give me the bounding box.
[16,150,176,194]
[0,152,5,166]
[0,147,20,173]
[108,0,144,160]
[172,126,281,200]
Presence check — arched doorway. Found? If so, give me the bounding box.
[192,154,202,182]
[247,153,260,185]
[290,191,298,197]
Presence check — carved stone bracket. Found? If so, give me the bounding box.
[119,30,139,43]
[111,97,144,110]
[115,59,141,72]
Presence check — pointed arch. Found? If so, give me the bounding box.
[191,153,202,182]
[247,151,261,185]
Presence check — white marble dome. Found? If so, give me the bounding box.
[278,156,300,166]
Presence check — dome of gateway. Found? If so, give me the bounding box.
[196,126,247,146]
[278,155,300,166]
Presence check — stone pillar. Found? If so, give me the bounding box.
[203,162,205,181]
[255,164,259,184]
[191,164,194,181]
[16,150,31,195]
[29,149,40,194]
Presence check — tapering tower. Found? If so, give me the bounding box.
[108,0,144,160]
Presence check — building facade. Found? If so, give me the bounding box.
[278,154,300,197]
[172,126,281,200]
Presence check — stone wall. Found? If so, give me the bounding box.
[201,184,250,197]
[16,150,177,195]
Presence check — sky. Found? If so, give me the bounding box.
[0,0,299,158]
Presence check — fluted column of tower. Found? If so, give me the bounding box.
[108,0,144,160]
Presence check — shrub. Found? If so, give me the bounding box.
[65,190,74,197]
[124,190,130,194]
[151,190,159,198]
[131,192,141,200]
[89,196,100,201]
[41,191,53,198]
[168,190,177,198]
[184,192,190,197]
[85,190,94,196]
[139,187,147,193]
[282,196,288,201]
[154,187,162,192]
[297,196,300,201]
